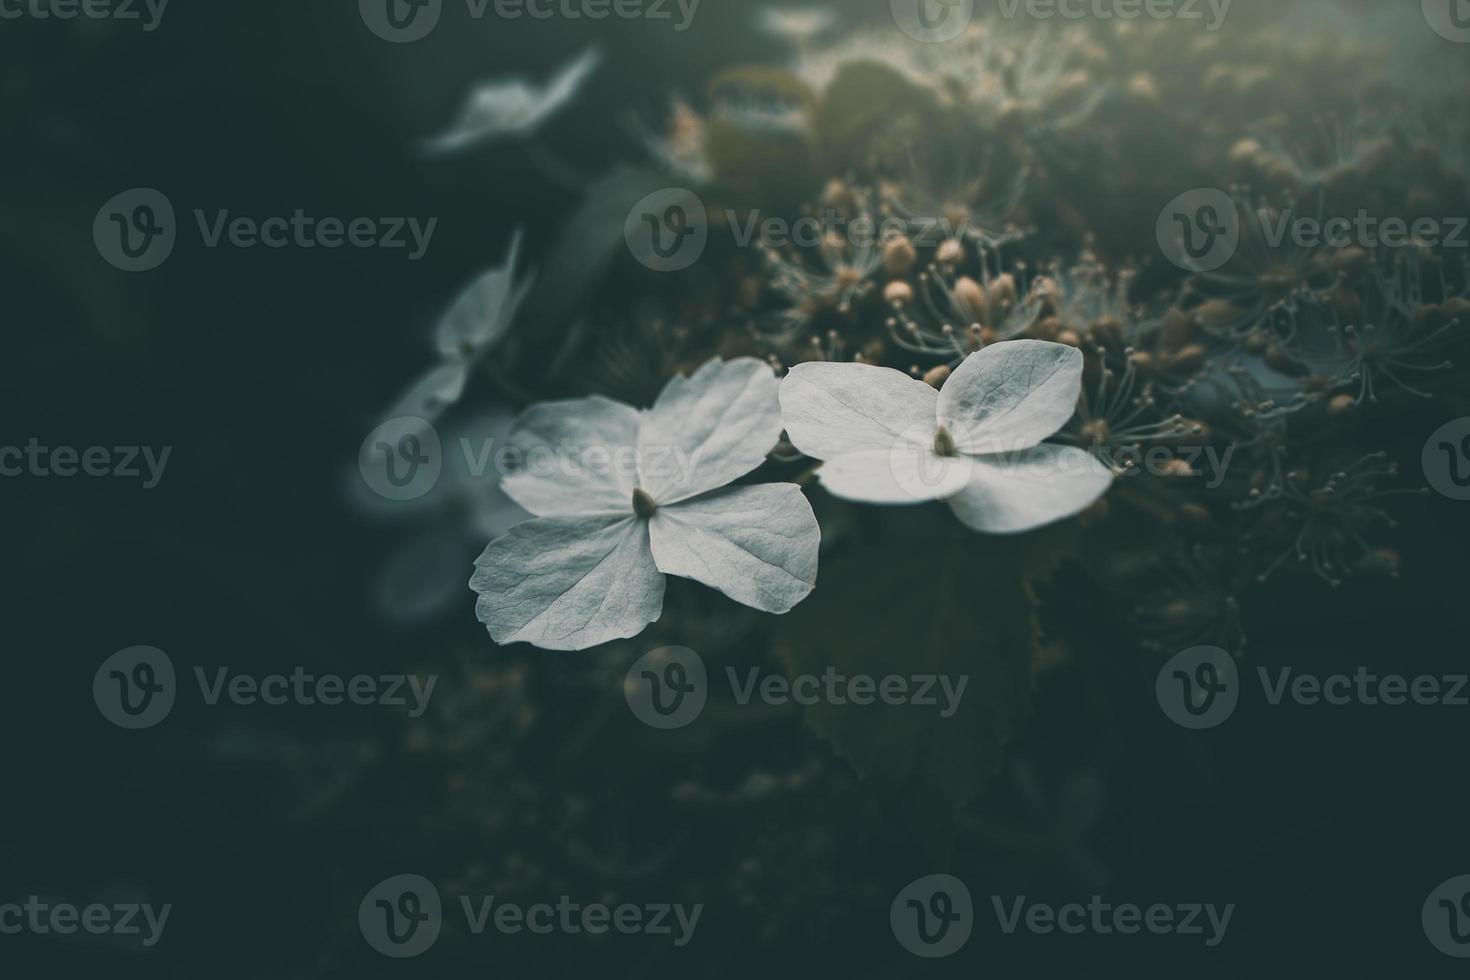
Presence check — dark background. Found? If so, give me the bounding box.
[4,1,1470,977]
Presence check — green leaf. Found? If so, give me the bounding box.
[775,522,1065,841]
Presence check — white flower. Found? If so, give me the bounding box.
[779,339,1113,534]
[386,230,531,425]
[472,358,820,651]
[759,6,835,45]
[423,47,601,154]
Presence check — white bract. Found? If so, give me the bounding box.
[779,339,1113,534]
[424,47,601,154]
[472,358,819,651]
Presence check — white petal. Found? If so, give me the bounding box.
[432,230,531,359]
[636,357,783,503]
[779,360,939,459]
[423,48,601,153]
[815,448,973,504]
[946,444,1113,534]
[499,396,640,517]
[385,362,468,424]
[471,515,664,651]
[649,484,818,613]
[938,340,1084,454]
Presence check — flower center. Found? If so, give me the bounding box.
[632,487,658,519]
[932,425,957,457]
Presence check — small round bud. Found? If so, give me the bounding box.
[884,280,914,305]
[953,276,986,317]
[936,238,965,265]
[1080,419,1111,444]
[883,236,918,277]
[922,364,951,389]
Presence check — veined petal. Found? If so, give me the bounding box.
[637,357,783,504]
[649,484,818,614]
[815,447,974,504]
[780,360,939,459]
[938,340,1084,454]
[500,395,640,517]
[471,515,665,651]
[946,443,1113,534]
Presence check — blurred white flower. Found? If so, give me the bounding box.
[423,47,602,154]
[779,339,1113,534]
[386,229,531,425]
[472,358,819,651]
[759,6,835,46]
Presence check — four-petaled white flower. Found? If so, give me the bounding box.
[779,339,1113,534]
[472,357,819,651]
[424,47,601,154]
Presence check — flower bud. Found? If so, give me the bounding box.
[884,280,914,305]
[883,235,918,277]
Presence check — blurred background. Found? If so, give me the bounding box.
[5,0,1470,976]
